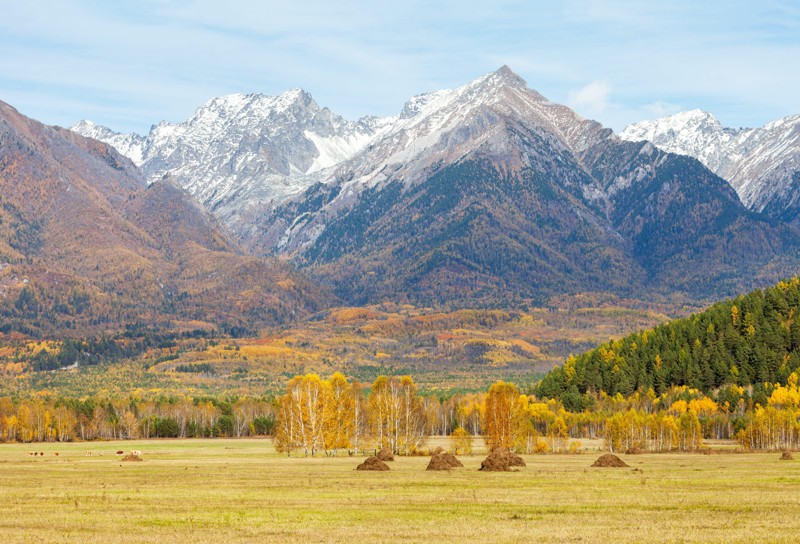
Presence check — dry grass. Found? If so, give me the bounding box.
[1,439,799,543]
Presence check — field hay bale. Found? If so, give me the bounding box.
[479,448,525,472]
[780,451,794,461]
[426,451,464,471]
[121,453,144,462]
[496,447,526,467]
[479,450,510,471]
[591,453,629,467]
[376,448,394,462]
[356,456,390,471]
[507,451,526,468]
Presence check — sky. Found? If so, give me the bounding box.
[1,0,799,135]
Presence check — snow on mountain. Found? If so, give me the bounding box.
[71,90,394,228]
[259,66,615,254]
[621,110,800,216]
[70,120,147,165]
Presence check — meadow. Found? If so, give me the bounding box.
[1,438,799,543]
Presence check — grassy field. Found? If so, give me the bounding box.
[1,439,799,543]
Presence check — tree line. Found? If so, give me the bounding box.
[5,369,800,453]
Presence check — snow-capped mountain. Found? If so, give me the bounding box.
[254,65,614,254]
[621,110,800,220]
[0,99,333,336]
[252,67,800,306]
[69,67,800,307]
[71,90,394,227]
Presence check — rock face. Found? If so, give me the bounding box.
[621,110,800,222]
[0,100,332,336]
[72,91,394,230]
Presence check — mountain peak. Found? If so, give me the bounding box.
[475,65,528,91]
[621,108,800,215]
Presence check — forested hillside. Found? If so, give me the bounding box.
[539,277,800,401]
[0,100,332,337]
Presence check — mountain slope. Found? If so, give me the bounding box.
[0,100,333,336]
[538,277,800,400]
[71,91,394,230]
[255,68,800,306]
[620,110,800,222]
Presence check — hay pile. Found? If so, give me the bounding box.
[479,448,526,472]
[356,456,390,471]
[376,448,394,462]
[780,451,794,461]
[591,453,628,467]
[121,453,144,462]
[426,450,464,471]
[625,445,643,455]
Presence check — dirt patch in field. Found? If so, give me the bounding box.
[591,453,628,467]
[376,448,394,462]
[121,453,143,462]
[780,451,794,461]
[426,451,464,471]
[356,456,390,471]
[479,448,526,472]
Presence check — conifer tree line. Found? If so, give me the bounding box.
[538,278,800,402]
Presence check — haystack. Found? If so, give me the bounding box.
[356,456,390,471]
[479,450,510,471]
[376,448,394,462]
[780,451,794,461]
[591,453,628,467]
[497,447,526,467]
[426,451,464,471]
[625,445,643,455]
[479,448,525,472]
[121,453,144,462]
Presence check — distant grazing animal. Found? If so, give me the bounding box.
[116,450,124,455]
[40,452,44,456]
[54,452,59,456]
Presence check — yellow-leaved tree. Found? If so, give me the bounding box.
[323,372,354,455]
[450,426,472,455]
[274,374,326,456]
[483,381,528,452]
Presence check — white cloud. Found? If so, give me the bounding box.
[642,100,683,119]
[567,81,611,116]
[1,1,798,133]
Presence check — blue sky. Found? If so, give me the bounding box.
[2,0,799,135]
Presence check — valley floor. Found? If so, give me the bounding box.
[1,438,798,542]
